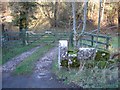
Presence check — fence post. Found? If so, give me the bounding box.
[26,32,29,45]
[91,35,94,47]
[22,30,26,45]
[106,37,109,49]
[70,32,74,47]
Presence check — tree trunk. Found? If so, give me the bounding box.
[19,11,24,32]
[101,0,106,22]
[54,1,58,27]
[90,2,94,19]
[82,0,88,33]
[72,2,77,48]
[2,23,5,33]
[97,0,102,32]
[19,11,26,45]
[118,2,120,29]
[95,0,102,48]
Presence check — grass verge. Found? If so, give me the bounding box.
[52,58,118,88]
[13,44,54,75]
[2,44,39,65]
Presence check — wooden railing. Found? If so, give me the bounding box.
[79,32,111,50]
[2,30,111,50]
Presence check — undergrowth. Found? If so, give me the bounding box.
[52,58,118,88]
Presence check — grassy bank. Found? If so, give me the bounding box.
[2,43,40,65]
[52,57,118,88]
[13,44,54,75]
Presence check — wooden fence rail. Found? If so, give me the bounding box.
[79,32,111,50]
[2,30,111,50]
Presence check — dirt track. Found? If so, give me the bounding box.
[2,47,81,88]
[2,46,41,72]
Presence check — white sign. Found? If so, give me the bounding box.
[58,40,68,70]
[59,40,68,47]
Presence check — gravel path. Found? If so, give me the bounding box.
[33,47,57,79]
[2,47,82,88]
[2,46,41,72]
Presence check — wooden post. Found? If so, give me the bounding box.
[91,35,94,46]
[26,32,29,45]
[70,32,74,47]
[22,29,26,45]
[106,37,109,49]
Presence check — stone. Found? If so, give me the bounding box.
[77,48,96,61]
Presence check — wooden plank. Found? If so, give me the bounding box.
[83,32,111,39]
[81,38,108,45]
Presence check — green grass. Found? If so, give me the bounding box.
[110,36,119,48]
[108,36,119,53]
[2,44,39,65]
[13,44,54,75]
[52,58,118,88]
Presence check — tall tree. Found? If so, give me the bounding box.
[72,2,77,48]
[9,2,37,32]
[118,2,120,27]
[95,0,102,48]
[118,2,120,34]
[54,1,58,27]
[82,0,88,34]
[101,0,106,22]
[90,2,95,19]
[9,2,37,45]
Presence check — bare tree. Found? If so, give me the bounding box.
[90,2,95,19]
[72,2,77,48]
[82,0,88,34]
[118,2,120,28]
[101,0,106,22]
[54,1,58,27]
[95,0,102,48]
